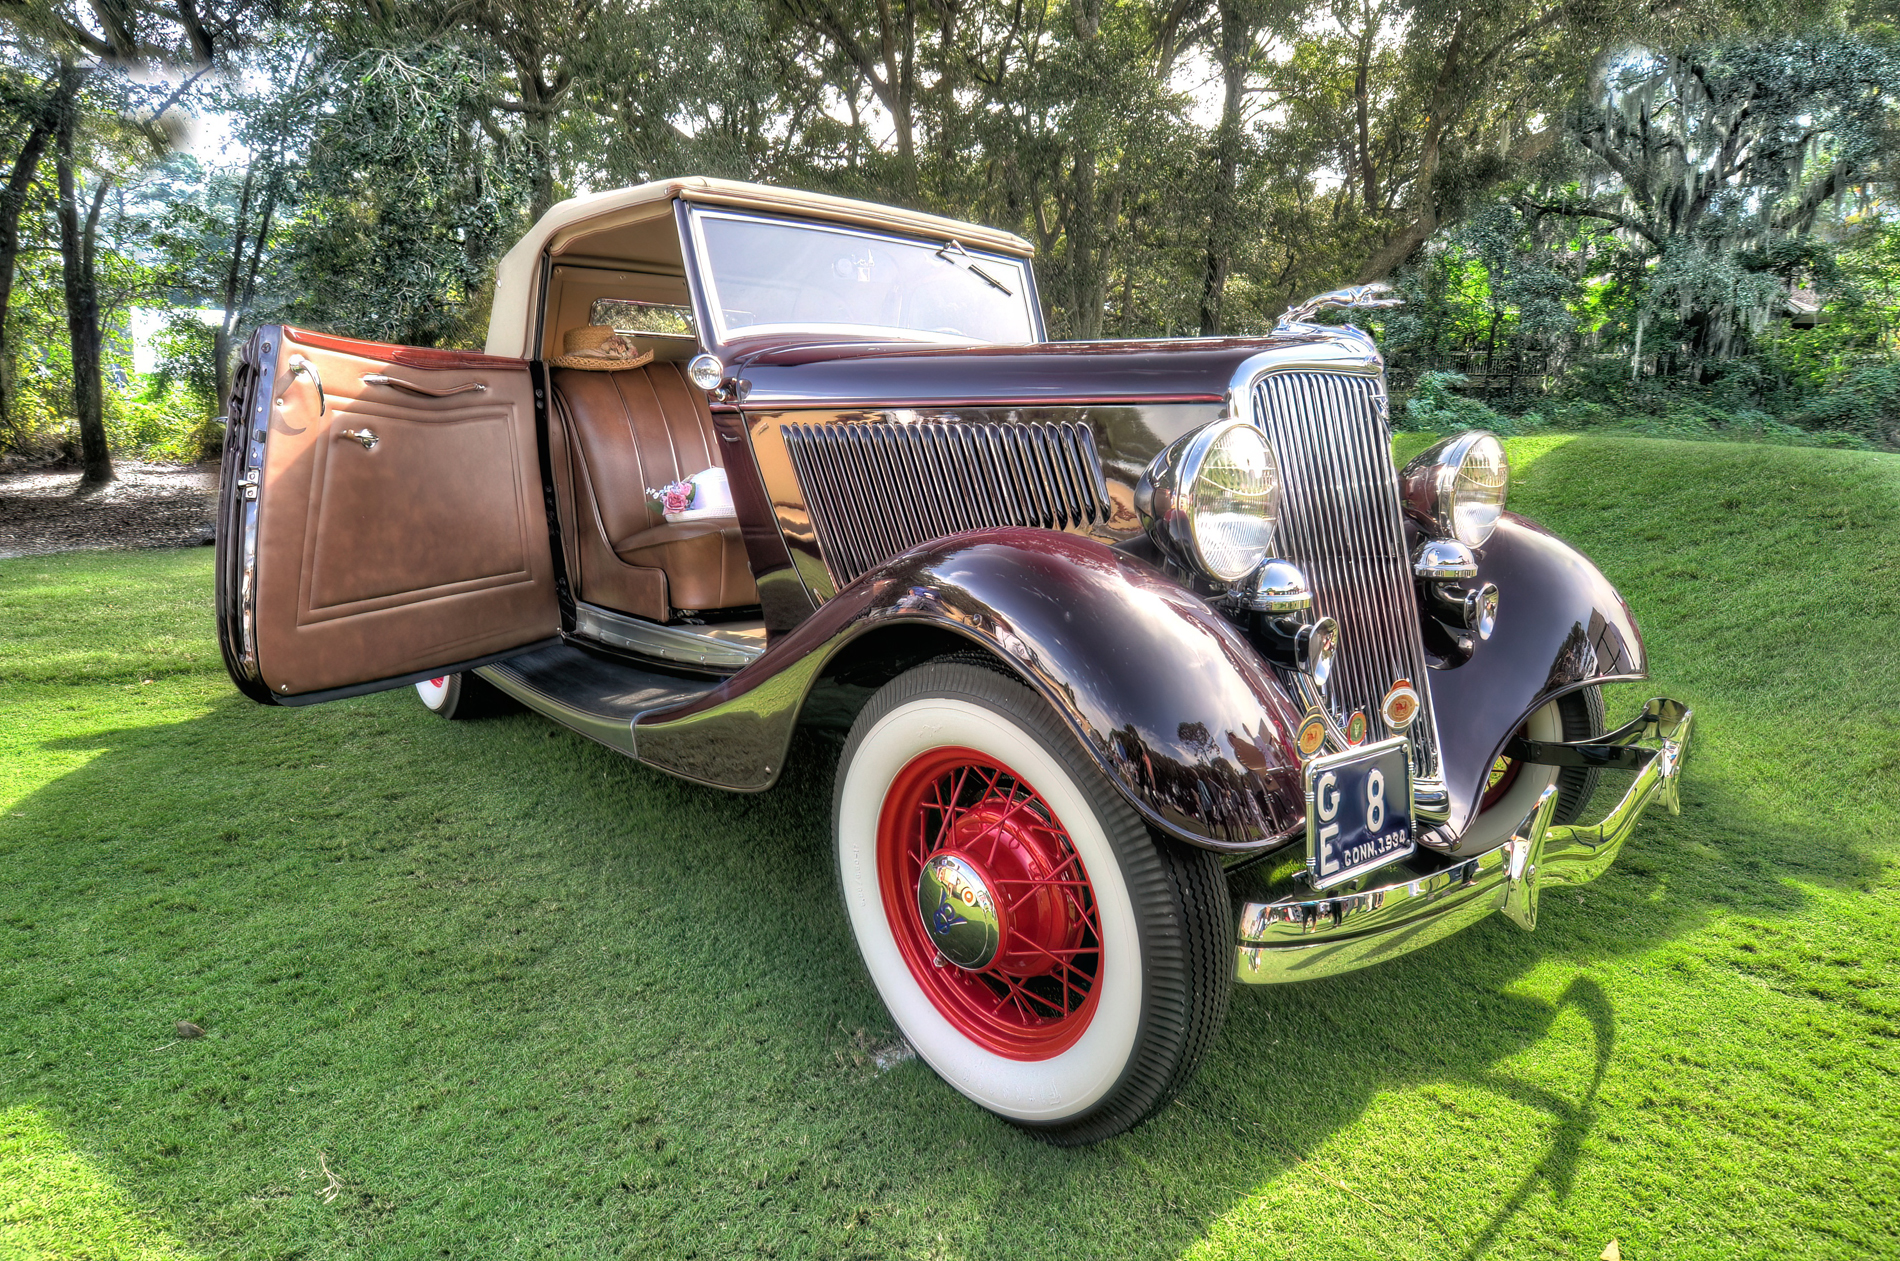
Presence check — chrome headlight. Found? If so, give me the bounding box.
[1399,431,1509,547]
[1135,420,1283,583]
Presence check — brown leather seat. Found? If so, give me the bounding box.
[552,364,757,619]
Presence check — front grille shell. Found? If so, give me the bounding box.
[1250,370,1442,779]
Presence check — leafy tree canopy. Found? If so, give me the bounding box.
[0,0,1894,459]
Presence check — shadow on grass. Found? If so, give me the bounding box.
[0,669,1883,1259]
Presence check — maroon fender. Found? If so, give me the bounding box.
[1428,511,1648,833]
[633,527,1308,852]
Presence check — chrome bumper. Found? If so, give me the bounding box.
[1235,698,1692,984]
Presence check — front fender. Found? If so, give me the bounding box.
[1431,512,1648,833]
[633,527,1307,851]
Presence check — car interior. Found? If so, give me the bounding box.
[534,204,767,669]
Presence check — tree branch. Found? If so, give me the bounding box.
[1776,161,1855,235]
[1515,197,1662,247]
[81,172,109,275]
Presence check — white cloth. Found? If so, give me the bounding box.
[664,467,734,522]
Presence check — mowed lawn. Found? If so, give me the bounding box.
[2,435,1896,1261]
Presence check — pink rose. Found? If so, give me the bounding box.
[649,479,695,514]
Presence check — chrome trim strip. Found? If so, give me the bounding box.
[236,347,276,682]
[572,601,762,670]
[237,498,259,678]
[1235,698,1692,983]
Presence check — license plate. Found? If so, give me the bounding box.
[1306,736,1414,890]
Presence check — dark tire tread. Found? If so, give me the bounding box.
[1552,685,1605,824]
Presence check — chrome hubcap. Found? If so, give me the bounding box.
[917,852,1002,970]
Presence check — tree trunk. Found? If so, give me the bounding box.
[53,60,113,489]
[208,165,257,447]
[1355,14,1468,282]
[0,107,54,432]
[1353,11,1378,212]
[1057,152,1118,341]
[1083,182,1121,340]
[1353,105,1446,282]
[1197,0,1247,336]
[524,102,555,222]
[871,0,918,193]
[199,161,280,458]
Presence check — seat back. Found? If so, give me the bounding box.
[553,363,722,550]
[552,362,757,620]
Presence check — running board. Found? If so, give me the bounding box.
[476,642,720,758]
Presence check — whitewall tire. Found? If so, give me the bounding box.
[413,671,505,720]
[1464,686,1607,852]
[834,659,1231,1144]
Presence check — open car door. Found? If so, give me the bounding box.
[216,325,562,705]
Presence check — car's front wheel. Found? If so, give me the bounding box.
[1465,687,1607,853]
[833,659,1231,1144]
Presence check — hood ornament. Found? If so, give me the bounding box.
[1276,282,1403,331]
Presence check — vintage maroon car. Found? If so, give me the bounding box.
[215,177,1692,1144]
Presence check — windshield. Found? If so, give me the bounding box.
[689,208,1039,345]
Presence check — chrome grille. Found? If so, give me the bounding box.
[783,420,1109,587]
[1252,371,1440,777]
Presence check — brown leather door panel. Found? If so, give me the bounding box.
[306,404,529,611]
[237,325,558,699]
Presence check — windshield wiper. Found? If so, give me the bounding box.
[936,239,1014,296]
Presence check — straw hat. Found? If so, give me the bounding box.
[549,324,656,371]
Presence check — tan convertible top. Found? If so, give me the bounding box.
[485,177,1036,358]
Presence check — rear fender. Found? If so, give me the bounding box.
[1431,512,1647,832]
[633,527,1307,852]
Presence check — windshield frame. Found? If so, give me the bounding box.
[681,203,1045,351]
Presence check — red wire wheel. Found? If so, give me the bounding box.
[877,747,1103,1060]
[1481,748,1525,811]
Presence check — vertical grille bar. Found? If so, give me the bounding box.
[783,420,1110,588]
[1253,371,1441,779]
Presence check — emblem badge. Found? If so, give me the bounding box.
[1344,711,1368,746]
[1296,713,1326,759]
[1381,680,1421,729]
[931,886,967,935]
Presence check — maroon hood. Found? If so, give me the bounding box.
[728,331,1380,409]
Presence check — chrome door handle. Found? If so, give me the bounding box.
[361,373,487,397]
[285,354,325,415]
[338,428,379,450]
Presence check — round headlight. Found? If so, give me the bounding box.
[687,353,725,392]
[1399,431,1509,547]
[1135,420,1283,583]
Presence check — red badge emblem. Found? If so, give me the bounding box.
[1296,714,1326,759]
[1381,679,1421,729]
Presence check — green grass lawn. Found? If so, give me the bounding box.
[2,434,1897,1260]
